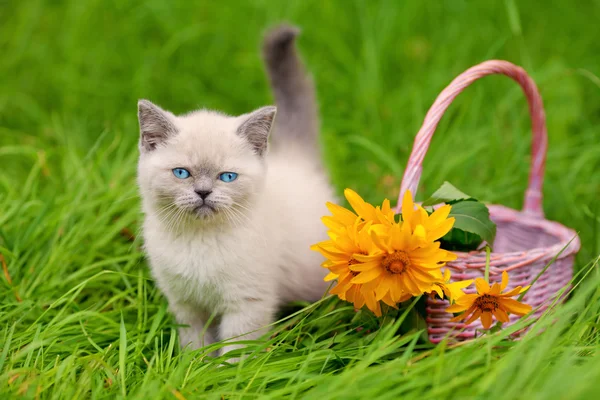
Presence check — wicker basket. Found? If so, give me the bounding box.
[396,60,581,343]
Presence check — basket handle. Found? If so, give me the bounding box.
[397,60,547,217]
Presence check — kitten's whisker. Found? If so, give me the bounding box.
[161,209,176,233]
[230,208,247,228]
[172,208,187,234]
[232,201,253,212]
[222,208,239,228]
[156,204,178,225]
[229,207,250,226]
[231,199,250,210]
[155,201,177,214]
[231,202,253,222]
[156,207,177,223]
[163,204,185,234]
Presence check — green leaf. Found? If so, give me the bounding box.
[119,314,128,397]
[447,201,497,248]
[440,228,484,251]
[422,181,475,206]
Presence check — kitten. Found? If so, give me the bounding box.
[137,25,334,356]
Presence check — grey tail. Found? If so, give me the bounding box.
[262,24,319,150]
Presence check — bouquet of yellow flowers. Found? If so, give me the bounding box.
[312,184,531,331]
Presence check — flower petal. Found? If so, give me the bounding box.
[501,271,509,291]
[401,190,415,224]
[389,277,406,303]
[321,216,346,232]
[334,235,360,253]
[324,272,339,281]
[327,263,350,275]
[450,312,467,322]
[397,292,412,303]
[500,286,525,297]
[414,224,427,241]
[326,201,358,222]
[314,245,350,261]
[493,308,509,323]
[442,268,451,281]
[349,260,380,272]
[402,274,421,296]
[426,218,455,241]
[375,277,393,301]
[345,189,376,221]
[381,292,398,308]
[429,284,444,299]
[408,224,427,249]
[446,303,469,313]
[489,282,502,296]
[480,311,493,329]
[361,276,381,292]
[380,198,394,222]
[395,222,411,250]
[353,253,382,263]
[370,229,391,252]
[450,305,476,322]
[410,265,440,282]
[499,298,532,316]
[351,286,366,309]
[464,308,482,325]
[428,204,452,225]
[361,286,381,316]
[310,240,332,251]
[475,278,491,294]
[454,293,478,305]
[443,279,474,302]
[330,274,353,296]
[350,267,382,284]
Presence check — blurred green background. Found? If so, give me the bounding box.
[1,0,600,397]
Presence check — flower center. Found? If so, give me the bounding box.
[474,294,499,312]
[382,251,411,274]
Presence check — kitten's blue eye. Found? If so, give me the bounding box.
[172,168,191,179]
[219,172,238,182]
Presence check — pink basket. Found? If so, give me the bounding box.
[397,60,581,343]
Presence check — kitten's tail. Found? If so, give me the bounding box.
[263,24,319,150]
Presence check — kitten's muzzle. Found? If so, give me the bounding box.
[195,190,212,200]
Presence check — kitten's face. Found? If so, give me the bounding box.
[137,100,276,226]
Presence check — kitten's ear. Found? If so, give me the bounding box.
[236,106,277,156]
[137,99,178,152]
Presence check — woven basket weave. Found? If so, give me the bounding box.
[397,60,581,343]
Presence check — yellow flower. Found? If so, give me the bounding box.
[322,189,395,232]
[401,190,456,241]
[349,221,457,302]
[446,271,532,329]
[321,202,359,233]
[313,188,459,316]
[311,221,390,316]
[426,269,473,303]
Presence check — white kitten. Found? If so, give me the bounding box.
[137,25,334,356]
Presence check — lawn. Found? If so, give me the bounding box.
[1,0,600,398]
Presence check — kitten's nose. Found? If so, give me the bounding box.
[195,190,212,200]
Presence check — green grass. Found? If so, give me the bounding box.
[1,0,600,398]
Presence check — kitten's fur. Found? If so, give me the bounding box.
[137,25,334,356]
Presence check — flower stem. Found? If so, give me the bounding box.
[484,245,491,283]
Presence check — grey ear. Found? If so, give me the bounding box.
[137,99,178,152]
[236,106,277,156]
